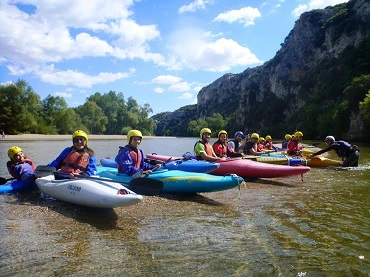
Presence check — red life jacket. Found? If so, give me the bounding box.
[60,149,90,174]
[195,140,214,160]
[213,140,227,158]
[287,140,299,155]
[7,158,36,180]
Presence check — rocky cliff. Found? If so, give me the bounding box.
[154,0,370,140]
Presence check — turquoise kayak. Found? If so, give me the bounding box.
[100,158,220,173]
[97,166,243,194]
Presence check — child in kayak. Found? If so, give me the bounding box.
[7,146,37,189]
[115,129,161,177]
[48,130,97,177]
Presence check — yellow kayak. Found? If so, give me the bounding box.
[242,155,289,165]
[302,156,342,167]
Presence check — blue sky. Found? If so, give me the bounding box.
[0,0,349,115]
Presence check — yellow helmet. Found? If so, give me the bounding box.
[8,146,23,161]
[258,137,265,143]
[251,133,259,139]
[218,130,228,138]
[265,135,272,141]
[200,128,212,138]
[72,130,88,145]
[284,134,292,140]
[127,129,143,143]
[294,131,303,137]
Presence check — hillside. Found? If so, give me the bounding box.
[153,0,370,141]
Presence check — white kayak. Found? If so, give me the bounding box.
[36,175,143,208]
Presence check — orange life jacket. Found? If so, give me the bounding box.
[128,148,142,168]
[60,149,90,174]
[195,140,214,160]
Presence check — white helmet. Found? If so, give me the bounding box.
[324,135,335,142]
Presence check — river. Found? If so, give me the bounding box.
[0,137,369,276]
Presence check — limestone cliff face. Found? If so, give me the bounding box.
[155,0,370,140]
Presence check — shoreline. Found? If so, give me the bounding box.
[0,134,175,141]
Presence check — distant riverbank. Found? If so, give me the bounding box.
[0,134,175,141]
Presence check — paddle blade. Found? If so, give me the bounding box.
[0,177,14,185]
[34,165,57,177]
[128,178,164,196]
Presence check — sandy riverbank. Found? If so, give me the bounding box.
[0,134,174,141]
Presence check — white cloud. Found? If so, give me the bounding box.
[38,65,132,87]
[178,0,213,14]
[214,6,261,27]
[154,87,165,93]
[292,0,349,17]
[151,75,182,85]
[0,0,163,84]
[168,82,191,92]
[168,29,262,72]
[179,92,193,99]
[55,91,73,98]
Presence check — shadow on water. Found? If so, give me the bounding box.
[9,191,119,230]
[251,178,298,187]
[157,192,225,206]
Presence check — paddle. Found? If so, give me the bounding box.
[34,166,164,196]
[0,177,15,185]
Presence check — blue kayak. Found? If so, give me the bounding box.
[0,180,38,194]
[100,158,220,173]
[97,166,243,194]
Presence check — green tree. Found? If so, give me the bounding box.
[205,113,225,135]
[0,79,43,134]
[188,118,208,137]
[76,101,108,134]
[360,90,370,123]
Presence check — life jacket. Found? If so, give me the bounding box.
[213,140,227,158]
[194,140,214,160]
[117,145,142,172]
[228,139,242,152]
[334,140,352,158]
[287,140,299,155]
[60,148,90,174]
[7,158,36,180]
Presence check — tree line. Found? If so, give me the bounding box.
[0,80,155,136]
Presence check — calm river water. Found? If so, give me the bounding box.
[0,137,369,276]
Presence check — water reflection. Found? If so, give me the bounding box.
[0,138,369,275]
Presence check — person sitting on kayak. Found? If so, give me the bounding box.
[257,137,266,152]
[309,136,360,167]
[212,130,243,158]
[264,135,278,151]
[7,146,37,188]
[227,131,245,153]
[48,130,97,178]
[241,133,265,155]
[281,134,292,149]
[115,129,161,177]
[286,131,304,156]
[194,128,223,162]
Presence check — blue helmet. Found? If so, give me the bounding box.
[234,131,245,139]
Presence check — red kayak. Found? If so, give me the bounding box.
[146,154,310,179]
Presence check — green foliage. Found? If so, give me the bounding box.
[0,80,156,135]
[360,90,370,123]
[188,118,207,137]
